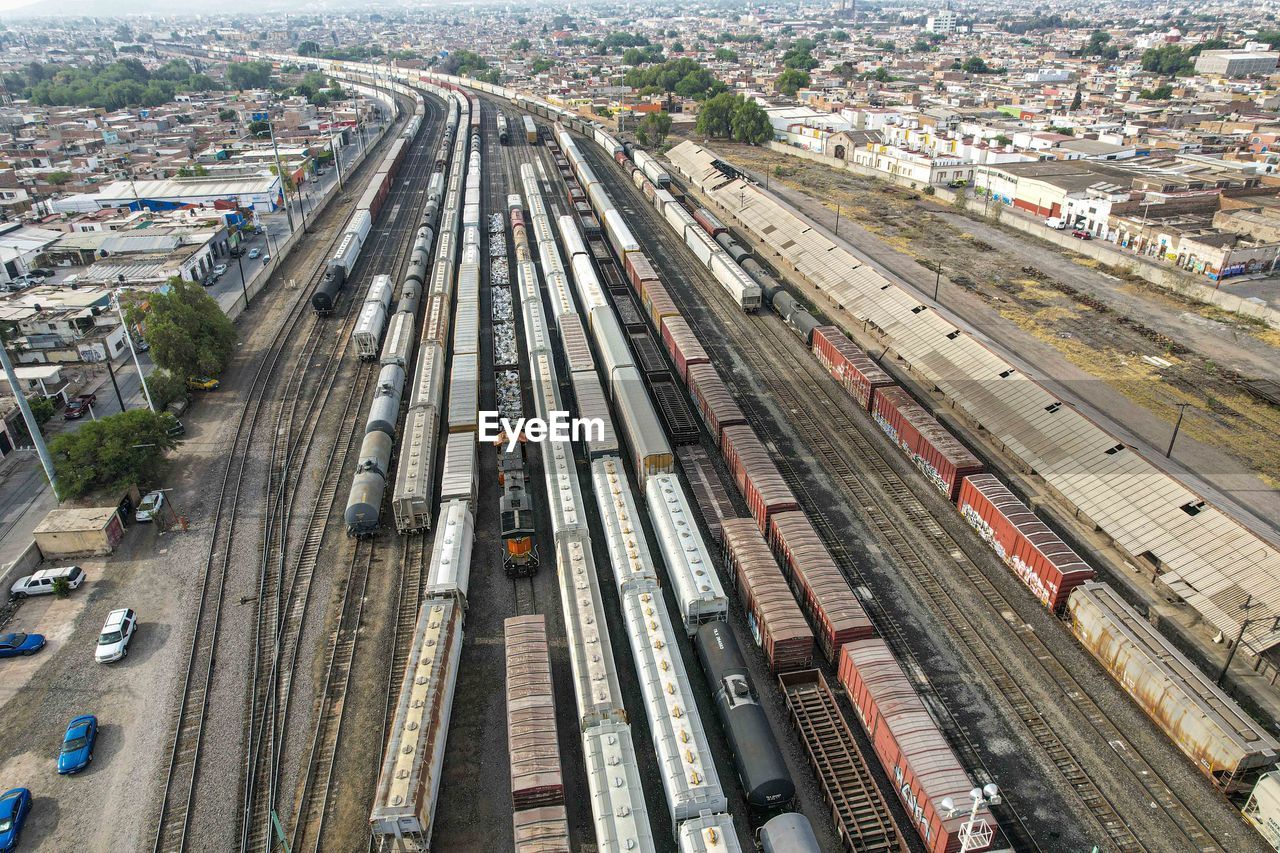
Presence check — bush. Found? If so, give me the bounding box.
[27,396,55,427]
[48,408,180,498]
[52,577,70,598]
[146,369,189,412]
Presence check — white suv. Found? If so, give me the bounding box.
[9,566,85,599]
[96,608,137,663]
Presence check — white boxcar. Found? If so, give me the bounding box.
[665,202,698,244]
[426,499,474,604]
[379,311,415,368]
[353,300,389,360]
[556,531,627,727]
[545,270,577,320]
[392,404,440,533]
[570,254,608,314]
[645,473,728,634]
[678,813,741,853]
[439,432,477,503]
[582,721,656,853]
[347,209,373,246]
[621,586,727,827]
[463,203,481,226]
[594,128,623,159]
[653,189,677,219]
[522,299,553,360]
[447,352,479,433]
[516,260,542,307]
[603,209,640,258]
[453,301,480,356]
[708,252,763,311]
[568,370,619,460]
[591,455,660,596]
[612,366,675,482]
[370,599,462,844]
[556,214,589,260]
[590,306,635,389]
[410,341,446,408]
[684,226,715,267]
[587,182,613,219]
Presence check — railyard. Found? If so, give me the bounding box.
[7,55,1280,853]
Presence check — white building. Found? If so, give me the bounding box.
[1194,49,1278,78]
[852,142,973,186]
[926,9,957,34]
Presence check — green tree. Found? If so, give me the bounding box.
[962,56,992,74]
[776,68,810,97]
[531,58,553,74]
[48,408,180,498]
[297,40,320,57]
[226,61,273,90]
[218,108,237,121]
[993,134,1012,146]
[696,91,737,138]
[27,396,54,427]
[46,170,73,185]
[1140,44,1194,75]
[511,37,531,52]
[1139,84,1174,100]
[125,277,236,380]
[731,99,772,144]
[247,119,270,137]
[1070,88,1083,110]
[636,111,673,147]
[1084,30,1120,60]
[146,369,189,411]
[713,47,738,62]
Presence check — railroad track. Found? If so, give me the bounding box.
[580,141,1226,852]
[149,125,380,853]
[241,96,447,852]
[380,531,430,743]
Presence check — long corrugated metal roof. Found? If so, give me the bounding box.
[668,140,1280,652]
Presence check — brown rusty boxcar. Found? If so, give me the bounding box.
[1068,582,1280,793]
[722,518,816,671]
[643,281,680,331]
[625,250,659,298]
[957,474,1094,610]
[768,510,874,660]
[720,424,798,534]
[811,326,894,412]
[512,805,571,853]
[558,314,595,375]
[505,616,565,810]
[839,639,993,853]
[686,363,747,445]
[660,316,711,383]
[872,386,983,502]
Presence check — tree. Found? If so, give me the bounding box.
[511,38,531,52]
[146,369,189,411]
[696,92,737,138]
[962,56,992,74]
[298,40,321,57]
[226,61,273,90]
[776,68,810,97]
[993,134,1012,146]
[713,47,737,62]
[1140,44,1194,76]
[26,396,54,427]
[1139,84,1174,100]
[1070,88,1083,111]
[531,58,553,74]
[731,99,772,144]
[125,277,236,380]
[1084,30,1120,61]
[248,119,270,137]
[48,408,180,499]
[46,170,73,185]
[218,108,237,121]
[636,111,673,147]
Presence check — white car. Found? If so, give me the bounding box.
[96,608,137,663]
[9,566,85,599]
[136,490,165,523]
[247,248,261,260]
[212,264,228,278]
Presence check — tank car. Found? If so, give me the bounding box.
[757,813,821,853]
[693,622,795,810]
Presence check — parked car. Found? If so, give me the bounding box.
[0,633,46,658]
[57,715,97,774]
[135,491,165,523]
[186,376,220,391]
[1071,229,1092,240]
[247,248,261,260]
[9,566,85,599]
[28,268,54,279]
[947,179,968,188]
[0,788,31,852]
[166,417,186,438]
[64,393,97,420]
[135,338,150,352]
[95,608,136,663]
[1045,217,1067,229]
[212,264,228,278]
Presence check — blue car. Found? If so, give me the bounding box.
[57,715,97,775]
[0,633,46,658]
[0,788,31,853]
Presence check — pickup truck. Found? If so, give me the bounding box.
[64,393,97,420]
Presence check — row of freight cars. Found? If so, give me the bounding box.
[595,117,1280,810]
[369,83,485,850]
[496,111,538,145]
[344,84,467,536]
[311,78,427,315]
[512,161,822,853]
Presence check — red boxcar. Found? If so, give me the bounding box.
[510,209,525,230]
[767,511,874,660]
[693,207,727,237]
[614,150,628,165]
[839,639,993,853]
[643,282,679,330]
[811,326,894,411]
[720,425,798,534]
[872,387,983,501]
[660,316,710,382]
[686,363,747,445]
[957,475,1094,609]
[625,253,659,298]
[722,518,815,672]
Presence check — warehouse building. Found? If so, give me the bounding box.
[1194,49,1279,78]
[87,175,283,213]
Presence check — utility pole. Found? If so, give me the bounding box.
[266,116,297,234]
[235,247,249,306]
[834,202,841,234]
[104,349,125,412]
[113,292,153,412]
[1165,402,1190,458]
[934,263,943,301]
[0,341,60,501]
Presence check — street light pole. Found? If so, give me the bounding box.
[113,294,154,412]
[266,116,297,234]
[235,248,249,306]
[0,341,60,501]
[934,263,942,301]
[1165,402,1190,458]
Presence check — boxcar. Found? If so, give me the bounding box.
[811,326,894,411]
[720,425,798,534]
[686,363,747,445]
[721,518,815,672]
[872,386,983,501]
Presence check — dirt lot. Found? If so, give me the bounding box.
[698,139,1280,488]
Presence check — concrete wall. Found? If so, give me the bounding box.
[765,140,1280,330]
[1,539,44,598]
